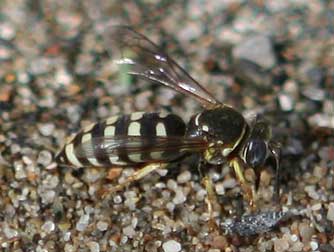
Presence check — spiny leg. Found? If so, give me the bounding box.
[229,157,256,209]
[198,160,220,230]
[269,141,281,204]
[100,162,168,198]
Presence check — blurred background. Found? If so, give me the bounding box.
[0,1,333,251]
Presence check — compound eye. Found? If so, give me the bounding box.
[245,139,267,168]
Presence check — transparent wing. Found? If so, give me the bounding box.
[74,135,207,162]
[103,25,221,108]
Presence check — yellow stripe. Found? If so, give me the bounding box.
[104,125,115,136]
[106,116,118,125]
[128,122,141,136]
[81,133,101,166]
[130,112,145,121]
[83,122,95,133]
[156,122,167,136]
[65,143,83,167]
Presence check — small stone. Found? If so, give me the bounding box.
[0,23,16,40]
[215,182,225,195]
[327,202,334,221]
[177,170,191,184]
[64,244,75,252]
[162,240,181,252]
[233,35,277,69]
[304,185,319,200]
[302,87,325,101]
[290,234,299,242]
[113,195,122,204]
[310,241,318,251]
[274,238,289,252]
[278,93,294,111]
[173,189,186,205]
[88,241,100,252]
[40,190,56,204]
[76,214,90,231]
[311,203,322,211]
[211,235,228,250]
[96,221,108,231]
[123,225,136,238]
[167,179,178,191]
[3,223,18,239]
[41,221,55,234]
[37,150,53,167]
[290,241,303,252]
[106,168,122,181]
[299,222,314,242]
[222,178,237,189]
[38,123,55,136]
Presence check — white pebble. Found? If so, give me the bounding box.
[290,234,299,242]
[76,214,90,231]
[123,225,136,238]
[177,170,191,184]
[327,202,334,221]
[167,179,178,191]
[310,241,318,251]
[41,220,55,234]
[162,240,181,252]
[97,221,108,231]
[215,182,225,195]
[222,178,237,189]
[173,189,186,204]
[88,241,100,252]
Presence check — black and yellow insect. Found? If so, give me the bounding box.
[56,26,280,205]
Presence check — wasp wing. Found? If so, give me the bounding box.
[103,25,221,108]
[74,135,207,165]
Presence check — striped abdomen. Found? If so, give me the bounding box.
[56,112,187,168]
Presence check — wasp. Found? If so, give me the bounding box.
[56,26,280,210]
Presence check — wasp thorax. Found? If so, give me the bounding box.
[186,106,248,164]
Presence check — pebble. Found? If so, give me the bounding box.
[278,92,294,111]
[3,223,18,239]
[310,241,318,251]
[302,87,325,101]
[41,220,55,234]
[88,241,100,252]
[37,150,53,167]
[326,202,334,221]
[123,225,136,238]
[64,244,75,252]
[298,222,314,242]
[304,185,320,200]
[76,214,90,231]
[0,22,16,40]
[274,238,289,252]
[215,182,225,195]
[96,221,109,231]
[233,34,277,69]
[167,179,178,191]
[0,44,13,60]
[38,123,55,137]
[222,178,237,189]
[177,170,191,184]
[162,240,181,252]
[173,189,186,205]
[290,241,304,252]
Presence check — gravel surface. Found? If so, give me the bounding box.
[0,1,333,252]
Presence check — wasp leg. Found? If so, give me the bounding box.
[229,157,256,209]
[100,162,168,198]
[198,160,220,230]
[269,141,281,204]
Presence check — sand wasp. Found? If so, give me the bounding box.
[56,26,280,210]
